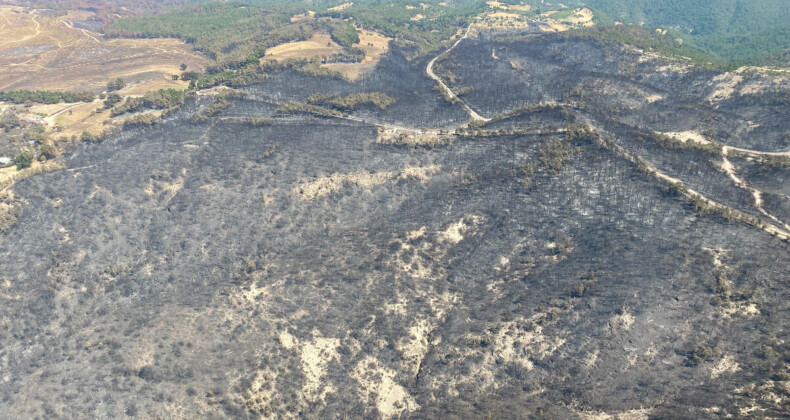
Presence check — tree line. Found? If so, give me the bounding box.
[0,90,95,105]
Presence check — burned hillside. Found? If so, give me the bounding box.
[1,30,789,419]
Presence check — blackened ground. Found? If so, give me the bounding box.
[0,33,789,419]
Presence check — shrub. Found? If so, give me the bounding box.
[14,152,33,170]
[103,93,122,109]
[81,131,100,142]
[107,78,125,91]
[122,113,162,128]
[39,144,58,159]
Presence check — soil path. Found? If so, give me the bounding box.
[426,25,490,123]
[724,145,790,158]
[0,11,41,47]
[720,147,790,231]
[44,103,85,126]
[577,114,790,241]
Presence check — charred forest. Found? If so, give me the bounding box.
[1,25,790,419]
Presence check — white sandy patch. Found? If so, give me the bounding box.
[584,349,600,368]
[328,2,353,11]
[708,73,744,102]
[406,226,427,240]
[398,318,434,376]
[384,295,409,316]
[578,408,652,420]
[294,165,440,200]
[609,310,635,331]
[438,215,482,244]
[278,329,341,402]
[300,334,341,401]
[660,131,711,145]
[351,356,419,419]
[722,302,760,318]
[711,354,740,378]
[279,330,296,350]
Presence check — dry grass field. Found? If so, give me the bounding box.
[323,29,391,81]
[328,2,353,11]
[0,6,209,92]
[538,8,595,32]
[265,33,344,61]
[475,5,594,32]
[266,29,392,81]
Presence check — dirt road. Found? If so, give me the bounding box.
[426,25,490,123]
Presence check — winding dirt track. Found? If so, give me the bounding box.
[0,11,41,47]
[576,114,790,241]
[426,25,490,123]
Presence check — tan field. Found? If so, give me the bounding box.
[328,2,353,11]
[508,4,532,11]
[563,8,595,27]
[0,6,210,92]
[265,33,344,61]
[486,1,531,12]
[538,8,595,32]
[118,78,190,96]
[290,10,315,22]
[267,29,392,81]
[477,11,534,30]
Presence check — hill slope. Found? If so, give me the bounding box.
[1,27,789,417]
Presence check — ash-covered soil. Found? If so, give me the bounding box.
[1,33,789,419]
